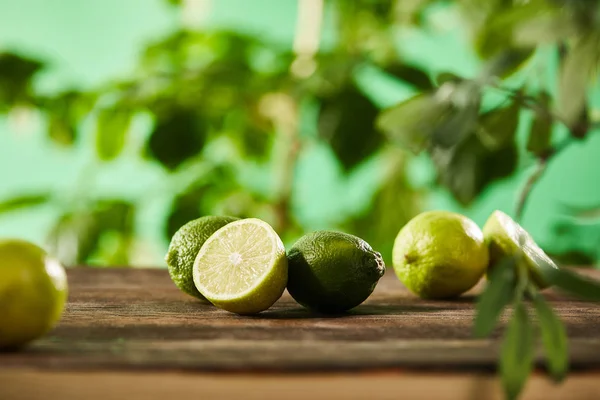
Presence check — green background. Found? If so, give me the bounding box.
[1,0,599,265]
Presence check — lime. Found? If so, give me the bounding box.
[392,211,489,299]
[166,216,238,302]
[483,210,558,288]
[0,239,68,349]
[193,218,287,314]
[286,231,385,314]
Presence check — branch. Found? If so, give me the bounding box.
[515,136,574,222]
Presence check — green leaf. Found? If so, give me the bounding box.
[475,3,546,59]
[166,186,205,239]
[347,149,419,262]
[44,90,95,147]
[47,200,135,265]
[478,100,521,150]
[48,115,76,146]
[474,257,517,338]
[318,83,383,170]
[47,212,100,266]
[383,63,433,91]
[96,107,133,161]
[0,194,51,214]
[93,200,135,234]
[147,110,207,171]
[558,34,600,128]
[526,91,552,156]
[500,300,534,400]
[480,48,536,79]
[531,290,569,382]
[433,134,518,205]
[0,52,44,109]
[540,264,600,301]
[435,72,463,86]
[377,93,448,153]
[513,11,575,46]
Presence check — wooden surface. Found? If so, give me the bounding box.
[2,268,600,399]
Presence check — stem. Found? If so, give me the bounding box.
[514,136,574,222]
[515,160,547,222]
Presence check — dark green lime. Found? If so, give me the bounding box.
[286,231,385,314]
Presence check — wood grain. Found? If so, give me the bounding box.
[1,268,599,373]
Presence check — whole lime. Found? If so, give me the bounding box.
[0,239,68,350]
[286,231,385,314]
[392,211,488,299]
[165,216,238,302]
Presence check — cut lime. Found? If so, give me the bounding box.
[193,218,287,315]
[166,216,238,302]
[483,210,558,288]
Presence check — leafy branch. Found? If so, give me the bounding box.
[475,252,600,399]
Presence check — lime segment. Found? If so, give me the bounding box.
[193,218,287,314]
[483,210,558,288]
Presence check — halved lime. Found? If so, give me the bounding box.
[193,218,287,314]
[483,210,558,288]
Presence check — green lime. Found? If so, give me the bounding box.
[193,218,287,314]
[286,231,385,314]
[483,210,557,288]
[165,216,238,302]
[0,239,68,350]
[392,211,489,299]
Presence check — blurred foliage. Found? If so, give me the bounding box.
[1,0,600,266]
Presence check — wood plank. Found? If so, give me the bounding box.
[1,268,600,373]
[2,370,600,400]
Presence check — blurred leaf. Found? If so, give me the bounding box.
[435,72,463,86]
[47,200,135,265]
[433,134,518,205]
[549,251,596,267]
[318,83,383,170]
[48,212,100,266]
[474,257,517,338]
[348,150,419,261]
[0,52,44,109]
[431,101,479,149]
[0,194,51,214]
[478,100,521,149]
[475,3,545,59]
[383,63,433,90]
[559,201,600,221]
[48,115,76,146]
[96,107,133,161]
[166,185,206,239]
[93,200,134,234]
[239,125,273,160]
[147,110,207,171]
[480,48,536,79]
[539,263,600,301]
[500,300,534,400]
[377,93,448,153]
[526,91,552,156]
[558,33,600,128]
[531,289,569,382]
[513,11,575,46]
[45,90,96,146]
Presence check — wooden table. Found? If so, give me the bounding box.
[1,268,600,400]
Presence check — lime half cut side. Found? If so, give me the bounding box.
[192,218,288,315]
[483,210,558,289]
